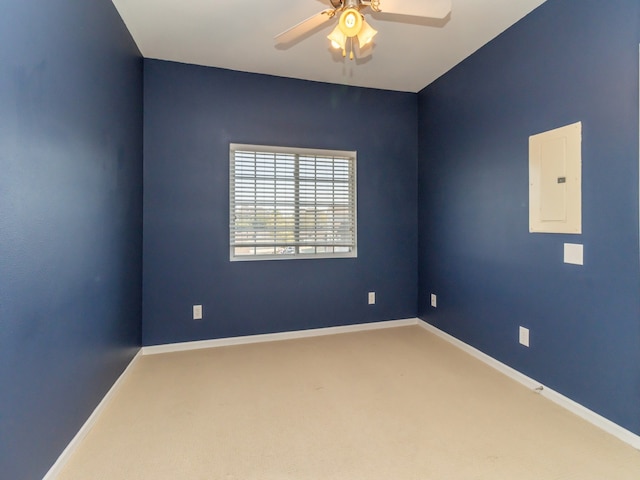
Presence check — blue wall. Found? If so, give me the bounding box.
[143,60,418,346]
[0,2,143,478]
[418,0,640,434]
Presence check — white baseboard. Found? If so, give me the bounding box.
[142,318,418,355]
[417,319,640,451]
[42,350,142,480]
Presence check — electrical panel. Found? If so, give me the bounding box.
[529,122,582,234]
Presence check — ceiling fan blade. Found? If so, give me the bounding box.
[275,9,336,45]
[376,0,452,19]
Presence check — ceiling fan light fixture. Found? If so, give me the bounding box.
[327,25,347,51]
[338,8,362,37]
[356,19,377,47]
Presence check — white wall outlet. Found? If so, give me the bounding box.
[564,243,584,265]
[368,292,376,305]
[193,304,203,320]
[519,326,530,347]
[430,293,437,308]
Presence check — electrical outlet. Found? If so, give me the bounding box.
[430,293,437,308]
[564,243,584,265]
[368,292,376,305]
[519,326,530,347]
[193,304,203,320]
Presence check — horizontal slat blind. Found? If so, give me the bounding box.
[230,144,356,260]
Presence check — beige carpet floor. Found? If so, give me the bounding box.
[56,325,640,479]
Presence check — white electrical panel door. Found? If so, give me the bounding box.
[529,122,582,234]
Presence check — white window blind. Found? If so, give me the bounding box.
[230,144,357,260]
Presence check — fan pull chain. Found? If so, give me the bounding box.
[340,38,355,60]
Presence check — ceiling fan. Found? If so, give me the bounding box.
[274,0,452,59]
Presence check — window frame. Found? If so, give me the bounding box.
[229,143,357,262]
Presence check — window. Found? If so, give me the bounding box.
[230,144,357,261]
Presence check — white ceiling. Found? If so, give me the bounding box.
[111,0,547,93]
